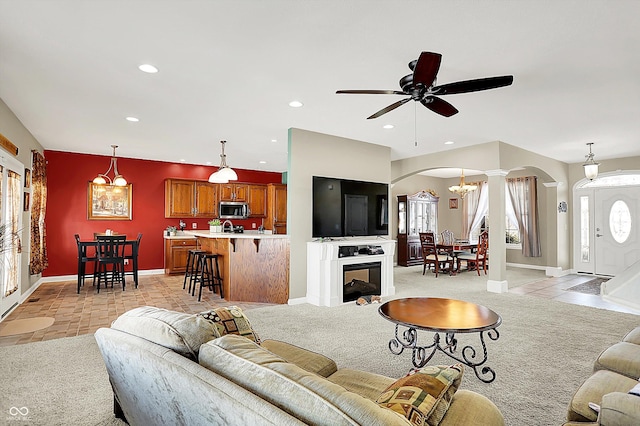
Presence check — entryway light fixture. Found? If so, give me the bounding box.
[93,145,127,186]
[208,140,238,183]
[583,142,600,180]
[448,169,477,199]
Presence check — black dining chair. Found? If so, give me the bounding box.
[123,233,142,288]
[75,234,98,293]
[95,235,127,292]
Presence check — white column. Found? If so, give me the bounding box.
[485,169,508,293]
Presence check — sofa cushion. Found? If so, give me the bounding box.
[328,369,395,401]
[198,306,260,343]
[199,334,410,425]
[594,341,640,379]
[376,365,464,426]
[110,306,217,360]
[623,326,640,345]
[567,369,638,422]
[261,339,338,377]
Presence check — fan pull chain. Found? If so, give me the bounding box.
[414,102,418,147]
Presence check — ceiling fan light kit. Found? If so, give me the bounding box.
[337,51,513,119]
[208,140,238,184]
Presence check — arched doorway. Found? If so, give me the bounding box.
[573,172,640,276]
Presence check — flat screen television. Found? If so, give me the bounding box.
[312,176,389,238]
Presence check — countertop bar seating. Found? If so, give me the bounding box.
[172,230,289,304]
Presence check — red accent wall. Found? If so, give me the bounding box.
[44,150,283,277]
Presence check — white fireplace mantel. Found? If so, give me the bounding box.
[306,238,396,307]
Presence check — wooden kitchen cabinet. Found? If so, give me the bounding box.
[165,178,217,218]
[164,237,198,274]
[247,184,267,217]
[265,183,287,234]
[219,183,248,201]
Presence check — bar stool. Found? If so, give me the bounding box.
[183,249,206,293]
[194,253,224,302]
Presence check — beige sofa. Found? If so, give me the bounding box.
[564,326,640,425]
[95,306,504,425]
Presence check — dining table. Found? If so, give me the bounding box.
[76,236,140,293]
[436,241,476,273]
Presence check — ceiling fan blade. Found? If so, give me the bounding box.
[433,75,514,95]
[412,52,442,87]
[336,90,406,95]
[421,96,458,117]
[367,98,411,119]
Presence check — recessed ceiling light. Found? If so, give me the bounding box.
[444,141,454,145]
[206,161,212,165]
[259,161,267,164]
[383,124,394,129]
[179,159,185,162]
[271,139,277,143]
[289,100,303,108]
[138,64,158,73]
[125,116,139,122]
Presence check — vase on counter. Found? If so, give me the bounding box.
[210,225,222,233]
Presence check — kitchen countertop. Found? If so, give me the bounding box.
[184,230,288,239]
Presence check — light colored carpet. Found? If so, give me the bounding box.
[0,334,123,425]
[248,266,639,426]
[0,317,55,337]
[0,266,637,425]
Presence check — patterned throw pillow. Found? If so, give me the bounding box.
[376,364,464,426]
[198,306,261,344]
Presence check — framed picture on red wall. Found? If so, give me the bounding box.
[88,183,132,220]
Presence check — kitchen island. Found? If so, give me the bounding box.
[184,230,290,304]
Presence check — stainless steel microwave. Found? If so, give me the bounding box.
[219,201,249,219]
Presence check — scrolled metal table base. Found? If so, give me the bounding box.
[388,324,500,383]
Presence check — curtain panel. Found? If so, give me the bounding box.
[462,181,487,240]
[29,150,48,274]
[506,176,542,257]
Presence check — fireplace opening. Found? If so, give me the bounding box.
[343,262,381,303]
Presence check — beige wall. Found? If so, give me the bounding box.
[391,141,570,275]
[0,97,45,295]
[287,128,391,300]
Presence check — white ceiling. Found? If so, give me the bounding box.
[1,1,639,174]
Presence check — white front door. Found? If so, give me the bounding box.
[594,186,640,276]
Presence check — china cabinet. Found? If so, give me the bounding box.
[397,191,439,266]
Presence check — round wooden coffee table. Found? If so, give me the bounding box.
[379,297,501,383]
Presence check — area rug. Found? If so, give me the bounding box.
[0,317,55,337]
[566,278,609,295]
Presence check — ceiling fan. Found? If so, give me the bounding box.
[336,51,513,119]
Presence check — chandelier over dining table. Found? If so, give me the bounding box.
[448,169,477,198]
[93,145,127,186]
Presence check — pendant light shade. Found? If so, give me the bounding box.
[208,140,237,183]
[93,145,127,186]
[583,142,599,180]
[448,169,477,198]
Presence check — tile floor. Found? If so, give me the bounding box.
[0,271,637,347]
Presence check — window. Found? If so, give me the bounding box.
[505,215,520,245]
